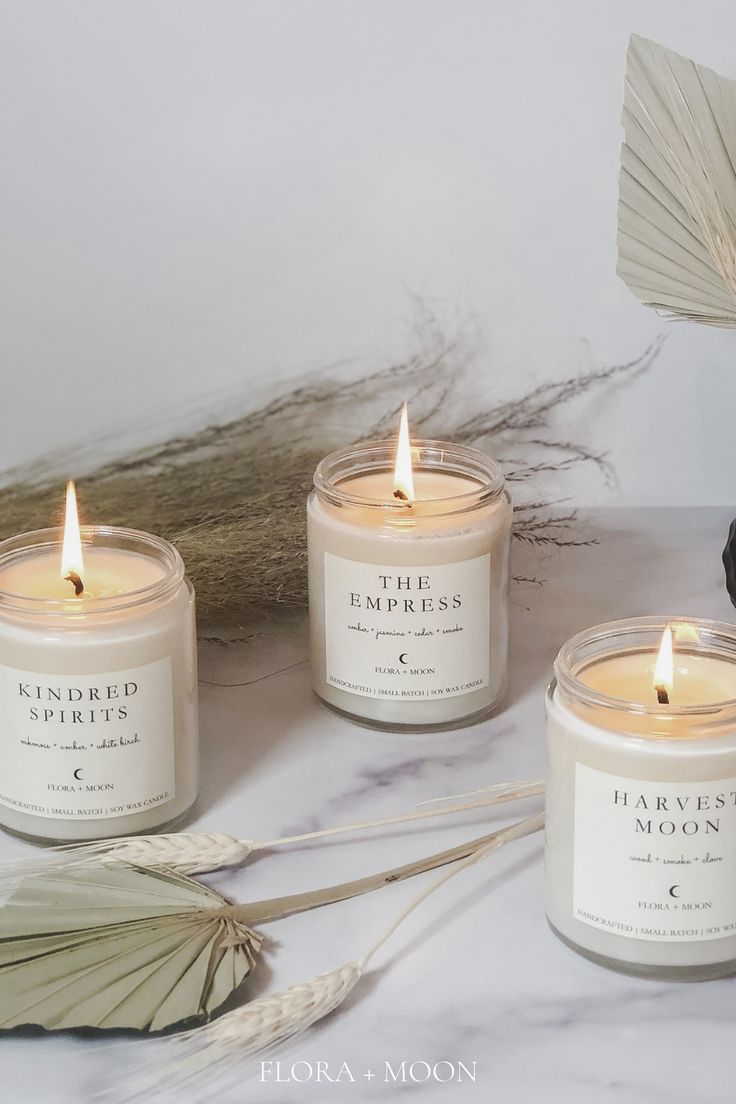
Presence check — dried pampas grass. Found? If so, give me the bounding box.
[0,311,660,634]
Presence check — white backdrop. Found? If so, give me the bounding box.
[1,0,735,505]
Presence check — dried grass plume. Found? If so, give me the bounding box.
[0,313,660,634]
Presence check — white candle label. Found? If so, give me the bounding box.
[323,551,491,700]
[0,658,176,820]
[574,763,736,942]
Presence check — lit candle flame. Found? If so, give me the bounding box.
[393,403,415,504]
[61,481,85,596]
[654,626,673,704]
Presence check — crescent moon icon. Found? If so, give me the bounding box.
[669,885,680,898]
[399,653,409,664]
[73,768,84,781]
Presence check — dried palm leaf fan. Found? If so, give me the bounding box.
[0,814,541,1104]
[112,815,543,1104]
[618,34,736,326]
[618,35,736,601]
[0,810,541,1032]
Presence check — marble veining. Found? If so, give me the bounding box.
[1,507,735,1104]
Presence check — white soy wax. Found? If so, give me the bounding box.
[0,522,199,843]
[307,437,512,731]
[545,617,736,980]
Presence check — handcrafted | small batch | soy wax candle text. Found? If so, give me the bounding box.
[308,406,512,731]
[546,617,736,980]
[0,483,199,843]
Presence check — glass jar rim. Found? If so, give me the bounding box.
[0,526,185,617]
[554,615,736,719]
[313,439,506,515]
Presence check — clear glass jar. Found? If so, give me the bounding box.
[307,440,512,732]
[0,526,199,842]
[546,616,736,980]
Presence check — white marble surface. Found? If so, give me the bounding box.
[2,507,736,1104]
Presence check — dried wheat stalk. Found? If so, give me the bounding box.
[107,812,544,1104]
[0,779,543,886]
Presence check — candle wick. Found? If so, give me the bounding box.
[393,489,411,503]
[64,571,85,597]
[655,683,670,705]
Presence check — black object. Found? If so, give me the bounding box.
[723,519,736,608]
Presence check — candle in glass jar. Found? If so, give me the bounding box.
[0,483,199,843]
[307,407,513,731]
[545,616,736,980]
